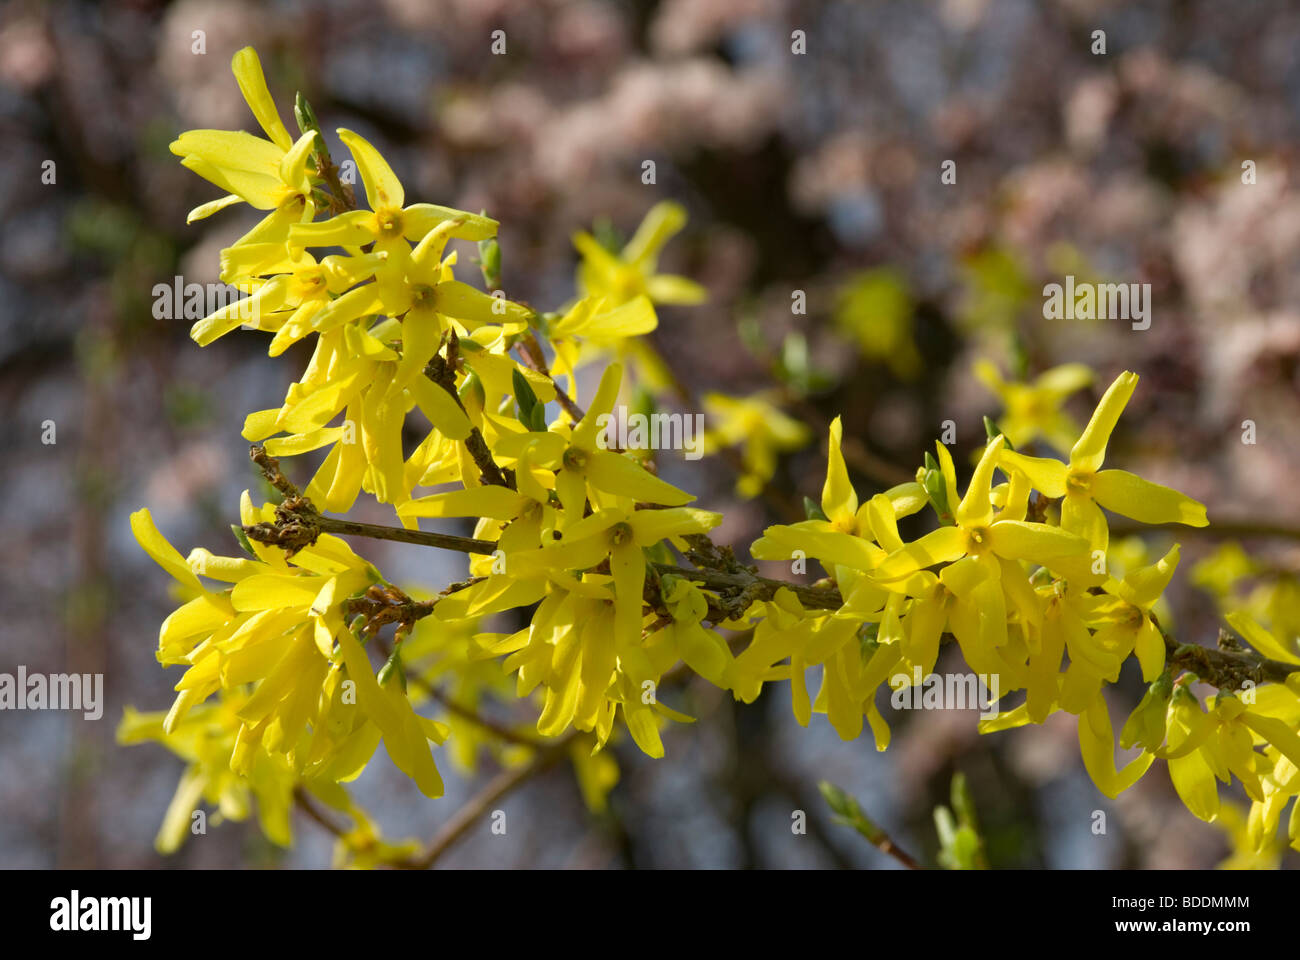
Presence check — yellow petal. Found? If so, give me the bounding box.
[1121,543,1180,611]
[956,435,1004,527]
[876,525,967,580]
[186,193,243,223]
[573,363,624,450]
[998,450,1068,498]
[433,280,531,330]
[644,274,707,305]
[171,128,283,175]
[1226,612,1300,665]
[1091,469,1208,527]
[821,416,858,523]
[1168,746,1220,821]
[628,507,721,543]
[987,520,1088,566]
[585,448,693,505]
[1069,371,1138,473]
[231,47,293,152]
[1060,490,1108,552]
[1133,615,1165,682]
[623,200,687,266]
[399,486,527,521]
[290,210,378,249]
[130,508,202,591]
[337,128,404,211]
[402,203,498,243]
[278,130,317,190]
[230,574,320,611]
[1078,693,1153,798]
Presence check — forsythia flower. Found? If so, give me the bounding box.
[127,44,1300,866]
[117,694,297,853]
[128,503,449,801]
[974,359,1092,453]
[574,201,706,308]
[702,391,813,499]
[170,48,316,237]
[998,371,1208,551]
[833,269,922,381]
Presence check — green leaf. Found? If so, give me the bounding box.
[294,92,320,138]
[477,237,501,290]
[922,469,953,525]
[231,524,257,559]
[935,774,988,869]
[512,368,540,427]
[803,496,829,522]
[983,415,1014,450]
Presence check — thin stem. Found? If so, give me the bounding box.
[399,733,577,869]
[294,787,347,839]
[514,329,586,422]
[1110,518,1300,542]
[426,330,513,489]
[371,634,548,750]
[820,781,924,869]
[317,516,497,555]
[244,444,498,555]
[652,562,843,613]
[422,686,551,749]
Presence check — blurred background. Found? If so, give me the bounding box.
[3,0,1300,869]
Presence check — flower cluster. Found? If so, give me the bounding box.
[124,47,1300,865]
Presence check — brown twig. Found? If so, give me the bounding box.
[249,445,1299,694]
[652,562,843,615]
[1110,518,1300,542]
[421,687,550,749]
[244,444,499,555]
[1162,621,1300,688]
[294,787,348,838]
[425,330,513,488]
[398,732,578,869]
[317,516,497,554]
[514,328,586,422]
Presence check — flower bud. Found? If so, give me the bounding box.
[1120,671,1172,750]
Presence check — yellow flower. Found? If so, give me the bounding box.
[117,693,298,853]
[289,128,496,252]
[833,269,922,381]
[546,295,658,395]
[1077,691,1154,798]
[494,362,696,512]
[751,416,923,575]
[703,391,812,499]
[875,435,1090,585]
[191,249,384,351]
[998,371,1208,551]
[1164,686,1300,823]
[574,201,706,308]
[170,48,317,238]
[496,577,690,758]
[974,359,1092,453]
[128,500,455,799]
